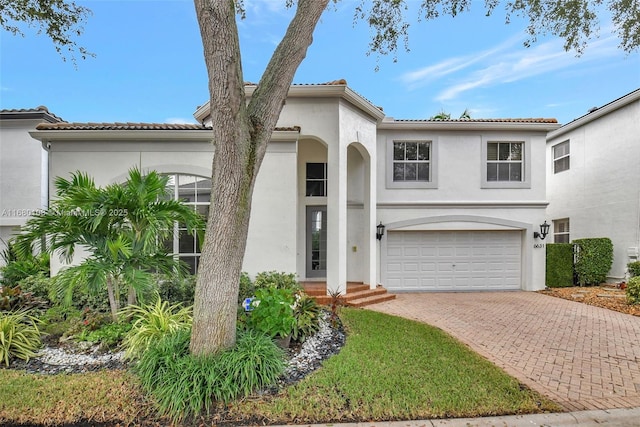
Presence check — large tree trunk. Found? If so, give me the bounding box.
[190,0,329,356]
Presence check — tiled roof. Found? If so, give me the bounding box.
[244,79,348,87]
[393,118,558,124]
[0,105,65,122]
[35,122,302,132]
[243,79,384,112]
[36,122,211,131]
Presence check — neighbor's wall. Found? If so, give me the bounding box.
[547,98,640,280]
[0,119,48,266]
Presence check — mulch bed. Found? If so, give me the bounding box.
[538,284,640,316]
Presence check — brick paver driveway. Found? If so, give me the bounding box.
[368,292,640,411]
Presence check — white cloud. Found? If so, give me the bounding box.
[418,33,623,103]
[399,34,523,89]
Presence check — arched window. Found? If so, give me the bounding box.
[163,174,210,274]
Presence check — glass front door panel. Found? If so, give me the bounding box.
[307,206,327,277]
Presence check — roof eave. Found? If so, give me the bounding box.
[193,83,386,125]
[30,129,214,143]
[548,88,640,140]
[0,110,63,123]
[378,120,561,132]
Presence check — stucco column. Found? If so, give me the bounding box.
[327,143,347,295]
[365,152,377,289]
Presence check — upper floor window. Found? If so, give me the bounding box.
[553,141,570,173]
[487,141,523,182]
[306,163,327,197]
[553,218,570,243]
[482,139,530,189]
[393,141,432,182]
[163,174,210,274]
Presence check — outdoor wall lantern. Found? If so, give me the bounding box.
[534,221,550,240]
[376,222,386,240]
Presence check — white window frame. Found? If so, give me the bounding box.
[481,137,531,189]
[386,138,438,189]
[553,140,570,174]
[553,218,570,243]
[164,173,210,274]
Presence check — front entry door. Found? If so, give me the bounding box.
[306,206,327,278]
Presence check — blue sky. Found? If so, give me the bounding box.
[1,0,638,125]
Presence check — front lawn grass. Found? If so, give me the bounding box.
[231,308,559,423]
[0,308,560,425]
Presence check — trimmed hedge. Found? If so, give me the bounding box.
[628,261,640,278]
[573,238,613,286]
[546,244,574,288]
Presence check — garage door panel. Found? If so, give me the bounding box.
[420,262,436,272]
[386,230,521,291]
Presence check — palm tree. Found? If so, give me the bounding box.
[430,109,451,120]
[14,168,204,321]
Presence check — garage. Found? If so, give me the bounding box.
[384,230,522,291]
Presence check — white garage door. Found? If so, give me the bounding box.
[385,230,521,291]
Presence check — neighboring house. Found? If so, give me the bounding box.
[0,107,63,266]
[23,81,558,294]
[546,89,640,282]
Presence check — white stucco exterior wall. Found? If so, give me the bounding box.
[42,135,299,278]
[375,124,553,291]
[547,90,640,280]
[0,115,51,265]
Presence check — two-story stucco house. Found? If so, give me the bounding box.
[546,88,640,281]
[19,81,559,295]
[0,107,63,265]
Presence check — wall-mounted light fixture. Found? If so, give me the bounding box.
[376,222,386,240]
[534,221,550,240]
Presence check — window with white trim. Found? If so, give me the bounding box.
[553,218,570,243]
[553,140,570,173]
[163,174,210,274]
[392,141,431,182]
[486,141,523,182]
[305,163,327,197]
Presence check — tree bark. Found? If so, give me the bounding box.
[190,0,329,356]
[106,275,119,322]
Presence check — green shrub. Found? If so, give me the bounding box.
[77,321,132,349]
[626,277,640,305]
[292,294,321,341]
[0,242,50,287]
[136,328,285,421]
[16,272,52,302]
[628,261,640,278]
[245,287,296,338]
[573,238,614,286]
[156,274,196,305]
[39,305,83,336]
[0,284,49,312]
[545,243,574,288]
[253,271,300,292]
[122,299,192,360]
[0,310,42,366]
[238,271,254,303]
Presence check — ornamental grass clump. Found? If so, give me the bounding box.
[0,309,42,366]
[122,299,192,360]
[135,328,285,422]
[626,276,640,305]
